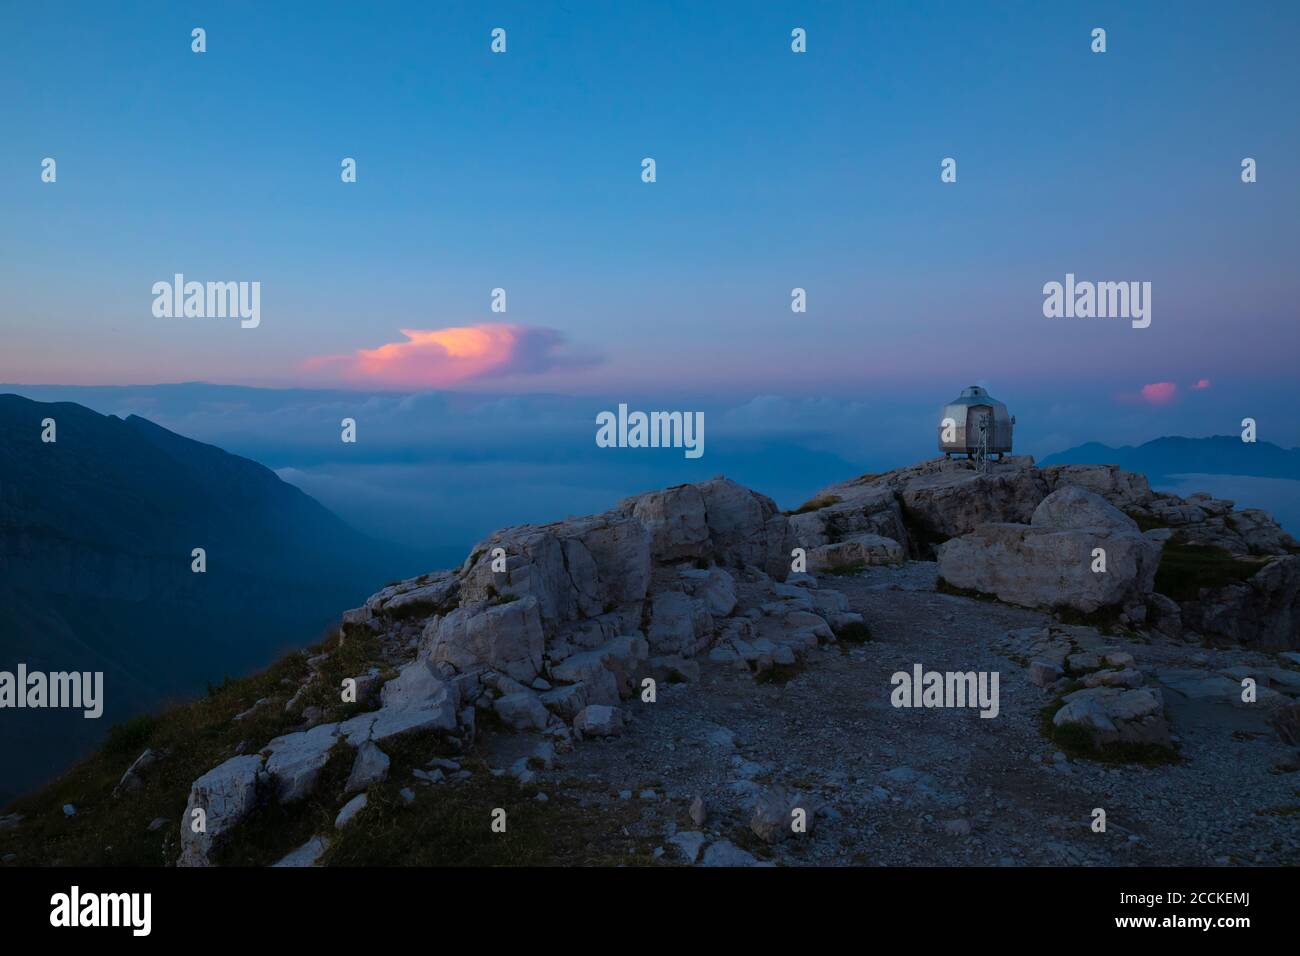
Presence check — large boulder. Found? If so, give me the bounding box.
[786,488,907,552]
[493,691,552,731]
[1177,555,1300,650]
[425,595,546,682]
[1052,686,1172,750]
[629,484,710,561]
[805,533,904,573]
[937,487,1162,613]
[263,722,343,803]
[898,465,1049,545]
[698,478,782,570]
[750,786,818,844]
[678,566,738,617]
[573,704,624,737]
[646,591,714,656]
[1040,464,1153,511]
[177,754,267,867]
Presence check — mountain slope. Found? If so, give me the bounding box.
[0,394,416,803]
[2,456,1297,869]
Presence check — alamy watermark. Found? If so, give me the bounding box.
[50,886,151,936]
[890,663,999,718]
[1042,273,1150,328]
[152,274,261,328]
[596,403,704,459]
[0,664,103,718]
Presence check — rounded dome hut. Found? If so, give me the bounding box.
[938,386,1014,464]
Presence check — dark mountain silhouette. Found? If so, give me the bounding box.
[0,394,418,803]
[1038,435,1300,481]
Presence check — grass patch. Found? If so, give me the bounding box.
[324,732,656,866]
[848,472,884,487]
[825,561,868,577]
[0,621,397,867]
[1154,542,1265,601]
[212,741,356,867]
[102,714,159,759]
[785,494,840,516]
[1123,510,1170,533]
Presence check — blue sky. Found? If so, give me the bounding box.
[1,2,1298,557]
[2,1,1297,399]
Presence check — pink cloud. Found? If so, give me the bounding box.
[1140,382,1178,404]
[1192,378,1211,390]
[304,323,597,389]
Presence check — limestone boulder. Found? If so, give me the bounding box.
[1177,556,1299,651]
[573,704,624,737]
[646,590,714,656]
[937,487,1162,613]
[177,754,267,867]
[1052,686,1172,750]
[425,595,545,682]
[806,533,904,573]
[629,484,710,561]
[263,722,343,804]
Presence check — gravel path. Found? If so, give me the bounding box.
[483,561,1300,866]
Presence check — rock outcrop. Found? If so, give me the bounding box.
[173,457,1300,865]
[797,457,1298,647]
[935,486,1163,615]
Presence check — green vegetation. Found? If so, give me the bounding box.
[0,623,392,867]
[0,621,666,868]
[847,472,884,487]
[1154,541,1264,601]
[1123,510,1169,533]
[324,732,657,866]
[0,642,318,866]
[785,494,840,516]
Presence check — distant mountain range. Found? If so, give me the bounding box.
[1039,435,1300,481]
[0,395,419,803]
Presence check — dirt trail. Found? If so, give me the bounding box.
[483,562,1300,866]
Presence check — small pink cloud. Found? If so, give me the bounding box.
[1192,378,1211,390]
[1140,382,1178,404]
[304,323,597,389]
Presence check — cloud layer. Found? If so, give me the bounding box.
[304,324,596,389]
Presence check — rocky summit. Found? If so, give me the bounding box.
[9,456,1298,868]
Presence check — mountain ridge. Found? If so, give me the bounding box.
[0,394,420,803]
[1039,434,1300,480]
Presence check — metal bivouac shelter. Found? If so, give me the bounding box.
[938,386,1014,467]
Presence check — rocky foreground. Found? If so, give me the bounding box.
[6,456,1298,867]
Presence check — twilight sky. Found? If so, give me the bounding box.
[2,1,1297,408]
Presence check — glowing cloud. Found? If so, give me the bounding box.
[1192,378,1211,390]
[304,324,596,389]
[1140,382,1178,404]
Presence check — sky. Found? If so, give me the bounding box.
[1,2,1298,558]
